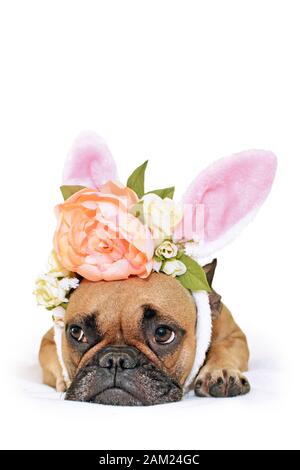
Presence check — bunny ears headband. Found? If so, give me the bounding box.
[34,133,277,390]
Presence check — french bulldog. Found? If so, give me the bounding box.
[39,259,250,406]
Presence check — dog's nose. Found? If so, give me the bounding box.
[98,346,138,370]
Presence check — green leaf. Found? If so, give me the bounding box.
[177,253,211,292]
[126,160,148,198]
[146,186,175,199]
[46,301,68,311]
[60,185,85,201]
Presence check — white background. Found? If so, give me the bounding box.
[1,0,300,450]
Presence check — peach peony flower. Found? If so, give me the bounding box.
[54,181,154,282]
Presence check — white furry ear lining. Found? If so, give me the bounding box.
[183,291,212,393]
[52,307,71,388]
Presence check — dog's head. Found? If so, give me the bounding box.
[63,259,223,406]
[63,272,208,406]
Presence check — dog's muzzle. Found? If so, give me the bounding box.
[65,345,183,406]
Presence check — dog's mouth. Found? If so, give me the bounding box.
[89,387,143,406]
[65,347,183,406]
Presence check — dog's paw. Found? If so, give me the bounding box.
[194,368,250,398]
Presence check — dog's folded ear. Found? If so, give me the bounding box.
[203,259,222,320]
[203,258,217,286]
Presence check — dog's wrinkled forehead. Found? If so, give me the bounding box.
[65,272,196,334]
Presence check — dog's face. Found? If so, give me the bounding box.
[63,272,197,406]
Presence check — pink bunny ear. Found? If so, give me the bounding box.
[62,132,118,189]
[175,150,277,258]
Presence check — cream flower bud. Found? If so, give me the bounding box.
[155,241,178,259]
[47,250,71,278]
[34,274,69,309]
[142,194,183,246]
[162,259,187,277]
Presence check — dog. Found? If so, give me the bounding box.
[39,259,250,405]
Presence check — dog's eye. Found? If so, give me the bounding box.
[69,325,87,343]
[154,326,175,344]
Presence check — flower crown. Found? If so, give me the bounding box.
[34,133,277,311]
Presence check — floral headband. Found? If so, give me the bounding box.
[34,133,277,312]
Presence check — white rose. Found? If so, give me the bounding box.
[142,194,183,246]
[34,274,69,309]
[155,240,178,259]
[47,250,71,278]
[162,259,187,277]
